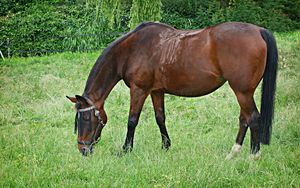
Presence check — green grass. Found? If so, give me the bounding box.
[0,31,299,187]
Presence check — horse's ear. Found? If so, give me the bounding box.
[75,95,88,104]
[66,96,77,103]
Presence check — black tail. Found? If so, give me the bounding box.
[259,29,278,145]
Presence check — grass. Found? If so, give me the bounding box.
[0,31,299,187]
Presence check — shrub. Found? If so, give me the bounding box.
[0,0,299,57]
[0,1,123,57]
[162,0,300,31]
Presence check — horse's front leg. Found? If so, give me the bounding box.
[151,90,171,150]
[122,85,149,153]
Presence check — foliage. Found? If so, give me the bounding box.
[0,3,66,56]
[161,0,204,29]
[195,0,226,28]
[0,30,299,187]
[224,0,297,31]
[129,0,162,29]
[0,0,162,57]
[0,1,123,57]
[101,0,122,29]
[162,0,300,31]
[0,0,299,57]
[0,0,34,16]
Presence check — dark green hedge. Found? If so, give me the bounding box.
[0,1,124,57]
[0,0,299,57]
[161,0,300,31]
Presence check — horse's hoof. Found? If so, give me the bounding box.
[115,150,127,157]
[113,146,132,157]
[225,153,234,160]
[122,145,133,153]
[161,146,170,151]
[249,151,261,160]
[161,142,171,151]
[226,152,240,160]
[225,143,242,160]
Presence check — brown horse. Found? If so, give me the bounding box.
[67,22,278,158]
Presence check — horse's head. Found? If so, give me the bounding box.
[66,95,107,156]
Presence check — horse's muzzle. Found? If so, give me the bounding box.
[79,146,93,156]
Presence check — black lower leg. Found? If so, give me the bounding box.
[250,124,260,154]
[160,130,171,150]
[250,111,260,154]
[250,135,260,154]
[123,117,137,152]
[235,115,248,146]
[155,116,171,149]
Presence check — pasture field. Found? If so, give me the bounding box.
[0,31,299,187]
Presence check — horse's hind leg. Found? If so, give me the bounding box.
[249,107,261,159]
[151,90,171,150]
[226,92,260,159]
[226,112,249,160]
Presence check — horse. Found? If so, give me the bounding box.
[67,22,278,158]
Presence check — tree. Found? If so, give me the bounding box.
[129,0,162,29]
[101,0,122,29]
[100,0,162,30]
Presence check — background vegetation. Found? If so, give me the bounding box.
[0,30,299,187]
[0,0,299,57]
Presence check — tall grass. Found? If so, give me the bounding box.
[0,31,299,187]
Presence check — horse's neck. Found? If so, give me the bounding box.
[84,52,120,108]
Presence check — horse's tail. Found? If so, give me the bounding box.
[259,29,278,145]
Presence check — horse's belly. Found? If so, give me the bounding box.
[164,83,225,97]
[162,71,226,97]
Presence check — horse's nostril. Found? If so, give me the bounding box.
[80,147,89,156]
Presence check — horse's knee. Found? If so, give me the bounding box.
[128,116,138,129]
[239,115,247,126]
[249,111,260,129]
[155,114,165,126]
[240,110,260,128]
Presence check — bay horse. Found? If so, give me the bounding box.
[67,22,278,158]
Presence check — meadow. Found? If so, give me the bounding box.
[0,31,299,187]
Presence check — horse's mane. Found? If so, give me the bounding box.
[84,22,171,93]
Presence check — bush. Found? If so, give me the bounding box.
[195,1,226,28]
[0,1,124,57]
[162,0,207,29]
[0,0,33,16]
[0,0,299,57]
[162,0,300,31]
[1,3,67,56]
[224,0,297,32]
